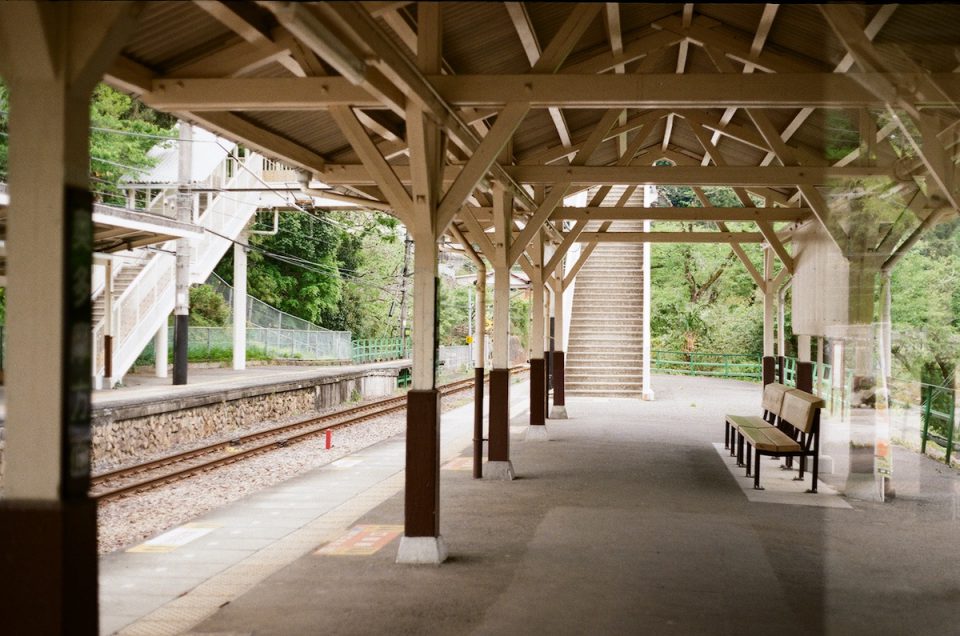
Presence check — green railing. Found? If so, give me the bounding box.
[652,350,762,380]
[351,337,411,363]
[920,381,957,464]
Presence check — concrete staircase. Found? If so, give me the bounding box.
[565,240,646,398]
[92,262,145,327]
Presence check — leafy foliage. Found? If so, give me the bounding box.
[0,81,175,204]
[889,216,960,382]
[189,284,230,327]
[216,210,406,339]
[649,185,766,355]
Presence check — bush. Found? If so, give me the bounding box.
[189,284,230,326]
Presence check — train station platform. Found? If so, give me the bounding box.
[0,361,412,429]
[99,375,959,636]
[92,361,411,413]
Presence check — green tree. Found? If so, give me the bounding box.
[215,209,406,338]
[0,81,175,203]
[189,284,230,327]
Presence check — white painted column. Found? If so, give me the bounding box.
[103,259,115,388]
[487,182,515,478]
[527,232,548,438]
[411,231,439,390]
[816,336,825,396]
[155,320,169,378]
[530,235,545,361]
[173,121,192,385]
[232,233,248,370]
[798,334,812,363]
[763,248,775,358]
[5,78,89,500]
[553,281,565,353]
[550,279,568,419]
[642,185,655,400]
[475,269,486,369]
[0,5,139,629]
[778,283,787,358]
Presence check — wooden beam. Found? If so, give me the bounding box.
[508,187,567,266]
[185,111,328,174]
[503,165,892,186]
[692,187,766,288]
[654,14,823,74]
[520,110,666,166]
[560,28,682,75]
[687,120,796,272]
[313,162,895,187]
[576,231,765,243]
[532,3,603,73]
[324,2,536,211]
[505,2,574,149]
[563,241,598,288]
[436,102,529,233]
[140,74,960,110]
[549,206,809,222]
[329,106,412,219]
[458,208,496,259]
[745,109,850,248]
[544,220,588,275]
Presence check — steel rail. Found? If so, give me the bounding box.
[91,367,525,501]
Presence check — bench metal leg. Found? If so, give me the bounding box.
[745,443,752,477]
[795,454,806,481]
[806,453,819,494]
[736,433,745,466]
[724,422,730,449]
[754,452,763,490]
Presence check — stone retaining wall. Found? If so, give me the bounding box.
[91,370,397,468]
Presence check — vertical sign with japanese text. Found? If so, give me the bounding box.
[62,186,93,499]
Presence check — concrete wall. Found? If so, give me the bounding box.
[792,220,850,336]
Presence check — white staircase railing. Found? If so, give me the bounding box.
[93,153,265,384]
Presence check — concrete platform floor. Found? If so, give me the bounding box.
[105,375,960,636]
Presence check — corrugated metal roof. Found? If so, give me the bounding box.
[124,2,236,71]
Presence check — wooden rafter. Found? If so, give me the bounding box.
[144,73,960,110]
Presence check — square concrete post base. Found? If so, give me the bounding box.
[484,460,515,480]
[396,535,448,565]
[642,389,655,401]
[549,405,568,419]
[842,473,886,502]
[525,425,550,441]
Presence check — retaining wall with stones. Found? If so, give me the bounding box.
[90,370,398,468]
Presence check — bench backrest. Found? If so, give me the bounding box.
[761,382,790,414]
[780,389,826,434]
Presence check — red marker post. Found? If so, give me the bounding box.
[325,429,332,450]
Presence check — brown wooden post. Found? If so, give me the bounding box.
[762,356,776,386]
[530,358,546,425]
[797,361,814,393]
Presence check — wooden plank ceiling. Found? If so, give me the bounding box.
[103,2,960,274]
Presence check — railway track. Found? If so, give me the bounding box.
[91,367,526,501]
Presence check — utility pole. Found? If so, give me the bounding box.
[398,230,412,357]
[173,121,192,384]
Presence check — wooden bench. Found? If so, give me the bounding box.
[724,382,790,466]
[739,389,825,492]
